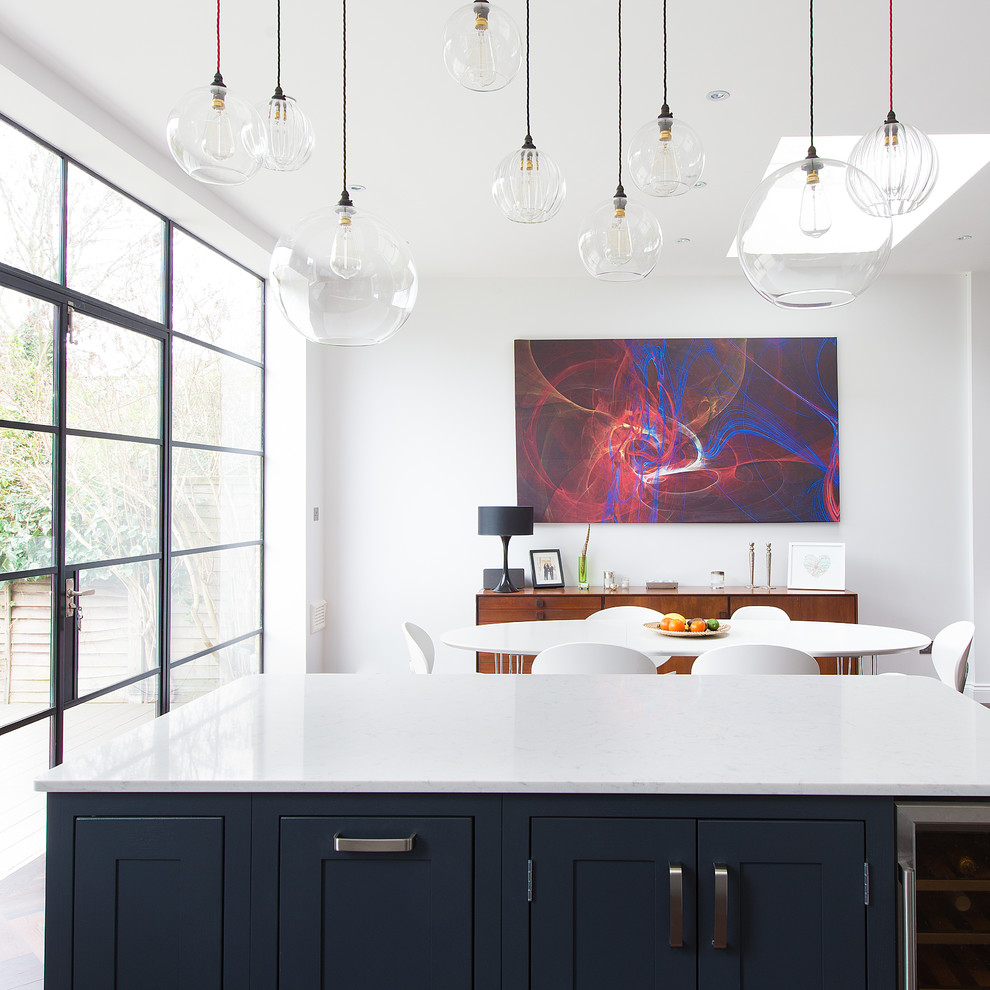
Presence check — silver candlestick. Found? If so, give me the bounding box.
[747,542,755,589]
[765,542,775,590]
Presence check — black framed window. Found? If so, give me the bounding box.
[0,112,264,877]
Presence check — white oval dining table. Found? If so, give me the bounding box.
[441,618,932,674]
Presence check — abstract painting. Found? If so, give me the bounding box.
[514,338,839,523]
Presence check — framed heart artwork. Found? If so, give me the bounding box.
[786,542,846,591]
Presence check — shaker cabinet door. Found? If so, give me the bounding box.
[697,819,866,990]
[528,817,696,990]
[72,816,227,990]
[278,816,474,990]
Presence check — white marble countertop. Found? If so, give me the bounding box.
[35,672,990,796]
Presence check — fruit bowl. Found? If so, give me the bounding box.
[643,621,731,638]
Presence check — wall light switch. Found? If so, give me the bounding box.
[310,600,327,634]
[312,507,320,521]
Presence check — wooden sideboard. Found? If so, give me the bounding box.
[475,586,859,675]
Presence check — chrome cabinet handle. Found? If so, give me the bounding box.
[333,832,416,853]
[900,862,916,990]
[669,863,684,947]
[713,864,728,949]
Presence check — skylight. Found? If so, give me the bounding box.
[726,134,990,257]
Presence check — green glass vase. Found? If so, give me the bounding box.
[577,555,589,589]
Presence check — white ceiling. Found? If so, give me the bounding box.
[0,0,985,280]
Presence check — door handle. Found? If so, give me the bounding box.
[669,863,684,947]
[713,864,728,949]
[900,862,916,990]
[333,832,416,853]
[64,578,96,617]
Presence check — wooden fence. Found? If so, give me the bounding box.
[0,578,253,707]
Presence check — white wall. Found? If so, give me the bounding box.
[971,273,990,697]
[304,272,976,683]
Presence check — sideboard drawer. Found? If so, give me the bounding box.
[607,595,731,620]
[478,594,602,623]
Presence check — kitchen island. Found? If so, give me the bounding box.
[38,673,990,989]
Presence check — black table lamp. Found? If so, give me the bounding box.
[478,506,533,593]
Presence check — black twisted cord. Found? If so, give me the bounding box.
[889,0,894,115]
[809,0,815,151]
[525,0,531,140]
[662,0,667,105]
[276,0,282,90]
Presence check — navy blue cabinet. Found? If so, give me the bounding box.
[697,819,866,990]
[501,796,894,990]
[46,793,893,989]
[529,817,697,989]
[277,816,474,989]
[44,794,251,990]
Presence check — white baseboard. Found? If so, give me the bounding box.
[969,683,990,704]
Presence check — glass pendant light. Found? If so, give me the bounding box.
[627,0,704,197]
[442,2,522,92]
[846,0,937,216]
[166,0,265,185]
[736,0,892,309]
[270,0,417,346]
[259,0,315,172]
[578,0,662,281]
[491,0,565,222]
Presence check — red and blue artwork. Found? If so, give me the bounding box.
[515,337,839,524]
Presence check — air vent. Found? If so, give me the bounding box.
[310,600,327,634]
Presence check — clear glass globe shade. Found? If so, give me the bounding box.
[270,204,418,346]
[491,143,565,222]
[577,195,662,281]
[258,93,315,172]
[737,157,892,309]
[627,114,705,197]
[442,2,522,91]
[846,118,938,216]
[166,82,265,185]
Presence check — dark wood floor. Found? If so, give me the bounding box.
[0,856,43,990]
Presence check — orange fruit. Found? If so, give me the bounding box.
[669,617,686,633]
[689,619,707,633]
[659,616,672,631]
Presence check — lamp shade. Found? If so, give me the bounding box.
[627,112,705,197]
[270,202,418,346]
[578,193,663,281]
[846,117,938,216]
[166,80,265,186]
[736,156,892,309]
[442,1,522,91]
[491,142,566,223]
[478,505,533,536]
[258,91,315,172]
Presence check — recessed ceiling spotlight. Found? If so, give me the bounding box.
[694,181,707,189]
[676,237,691,243]
[706,90,730,102]
[956,234,973,240]
[349,183,366,191]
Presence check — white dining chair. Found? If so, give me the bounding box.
[691,643,820,675]
[402,621,435,674]
[531,642,658,674]
[931,620,975,693]
[586,606,666,622]
[730,605,791,620]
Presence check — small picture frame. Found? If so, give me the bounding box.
[530,549,565,589]
[786,542,846,591]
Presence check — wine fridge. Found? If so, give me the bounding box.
[897,803,990,990]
